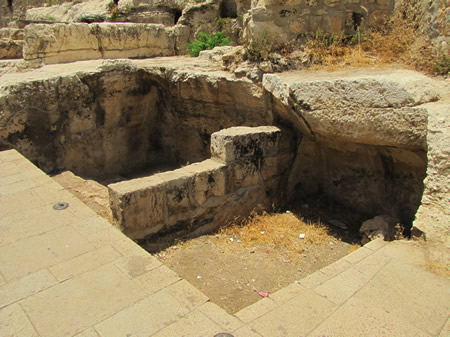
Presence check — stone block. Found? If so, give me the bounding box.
[325,14,344,32]
[290,18,308,34]
[108,176,166,237]
[211,126,281,164]
[23,23,176,65]
[191,166,227,205]
[261,153,291,181]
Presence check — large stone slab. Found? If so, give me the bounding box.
[21,264,146,337]
[23,23,177,65]
[0,225,94,281]
[263,69,437,150]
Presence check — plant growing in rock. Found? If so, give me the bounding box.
[245,31,277,62]
[434,54,449,75]
[186,31,232,57]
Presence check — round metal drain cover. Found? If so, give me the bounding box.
[214,334,234,337]
[53,202,69,210]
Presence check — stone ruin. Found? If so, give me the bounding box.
[1,0,401,64]
[109,126,291,239]
[0,0,448,263]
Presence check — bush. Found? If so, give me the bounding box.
[186,31,232,57]
[245,31,277,62]
[434,54,450,75]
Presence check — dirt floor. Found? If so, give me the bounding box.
[53,171,362,314]
[145,211,361,314]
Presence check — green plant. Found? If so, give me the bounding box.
[186,31,232,57]
[215,17,232,31]
[245,31,277,61]
[434,53,450,75]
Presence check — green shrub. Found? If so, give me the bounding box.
[245,31,277,62]
[434,53,450,75]
[186,31,232,57]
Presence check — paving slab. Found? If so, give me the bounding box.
[161,279,210,312]
[21,264,146,337]
[95,291,190,337]
[0,204,81,247]
[197,302,244,332]
[1,149,449,337]
[248,289,337,337]
[0,269,57,309]
[135,265,181,295]
[150,310,223,337]
[0,225,95,281]
[73,328,101,337]
[354,259,450,336]
[48,245,122,282]
[0,303,39,337]
[308,297,431,337]
[314,267,370,305]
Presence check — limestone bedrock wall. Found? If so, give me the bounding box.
[0,59,269,178]
[245,0,395,42]
[263,68,440,226]
[23,23,189,65]
[108,126,292,240]
[413,100,450,265]
[0,28,24,59]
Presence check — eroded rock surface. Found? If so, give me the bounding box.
[108,126,292,239]
[263,68,442,225]
[23,23,187,65]
[413,99,450,265]
[0,58,448,257]
[0,57,268,178]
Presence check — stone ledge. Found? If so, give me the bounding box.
[108,126,286,240]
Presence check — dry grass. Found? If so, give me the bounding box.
[279,2,448,76]
[220,211,332,254]
[299,24,440,74]
[348,243,361,254]
[428,262,450,278]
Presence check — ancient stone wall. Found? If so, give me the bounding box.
[244,0,395,41]
[0,0,56,27]
[0,59,269,177]
[108,126,292,239]
[263,69,438,226]
[0,27,23,59]
[23,23,189,65]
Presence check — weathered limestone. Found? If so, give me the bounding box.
[413,100,450,265]
[0,58,448,256]
[23,23,182,65]
[263,69,437,149]
[360,215,400,244]
[0,28,24,59]
[244,0,395,42]
[108,126,291,239]
[263,69,439,224]
[25,0,111,24]
[0,58,268,177]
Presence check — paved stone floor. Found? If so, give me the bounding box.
[1,149,449,337]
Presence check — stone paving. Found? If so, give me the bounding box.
[1,149,449,337]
